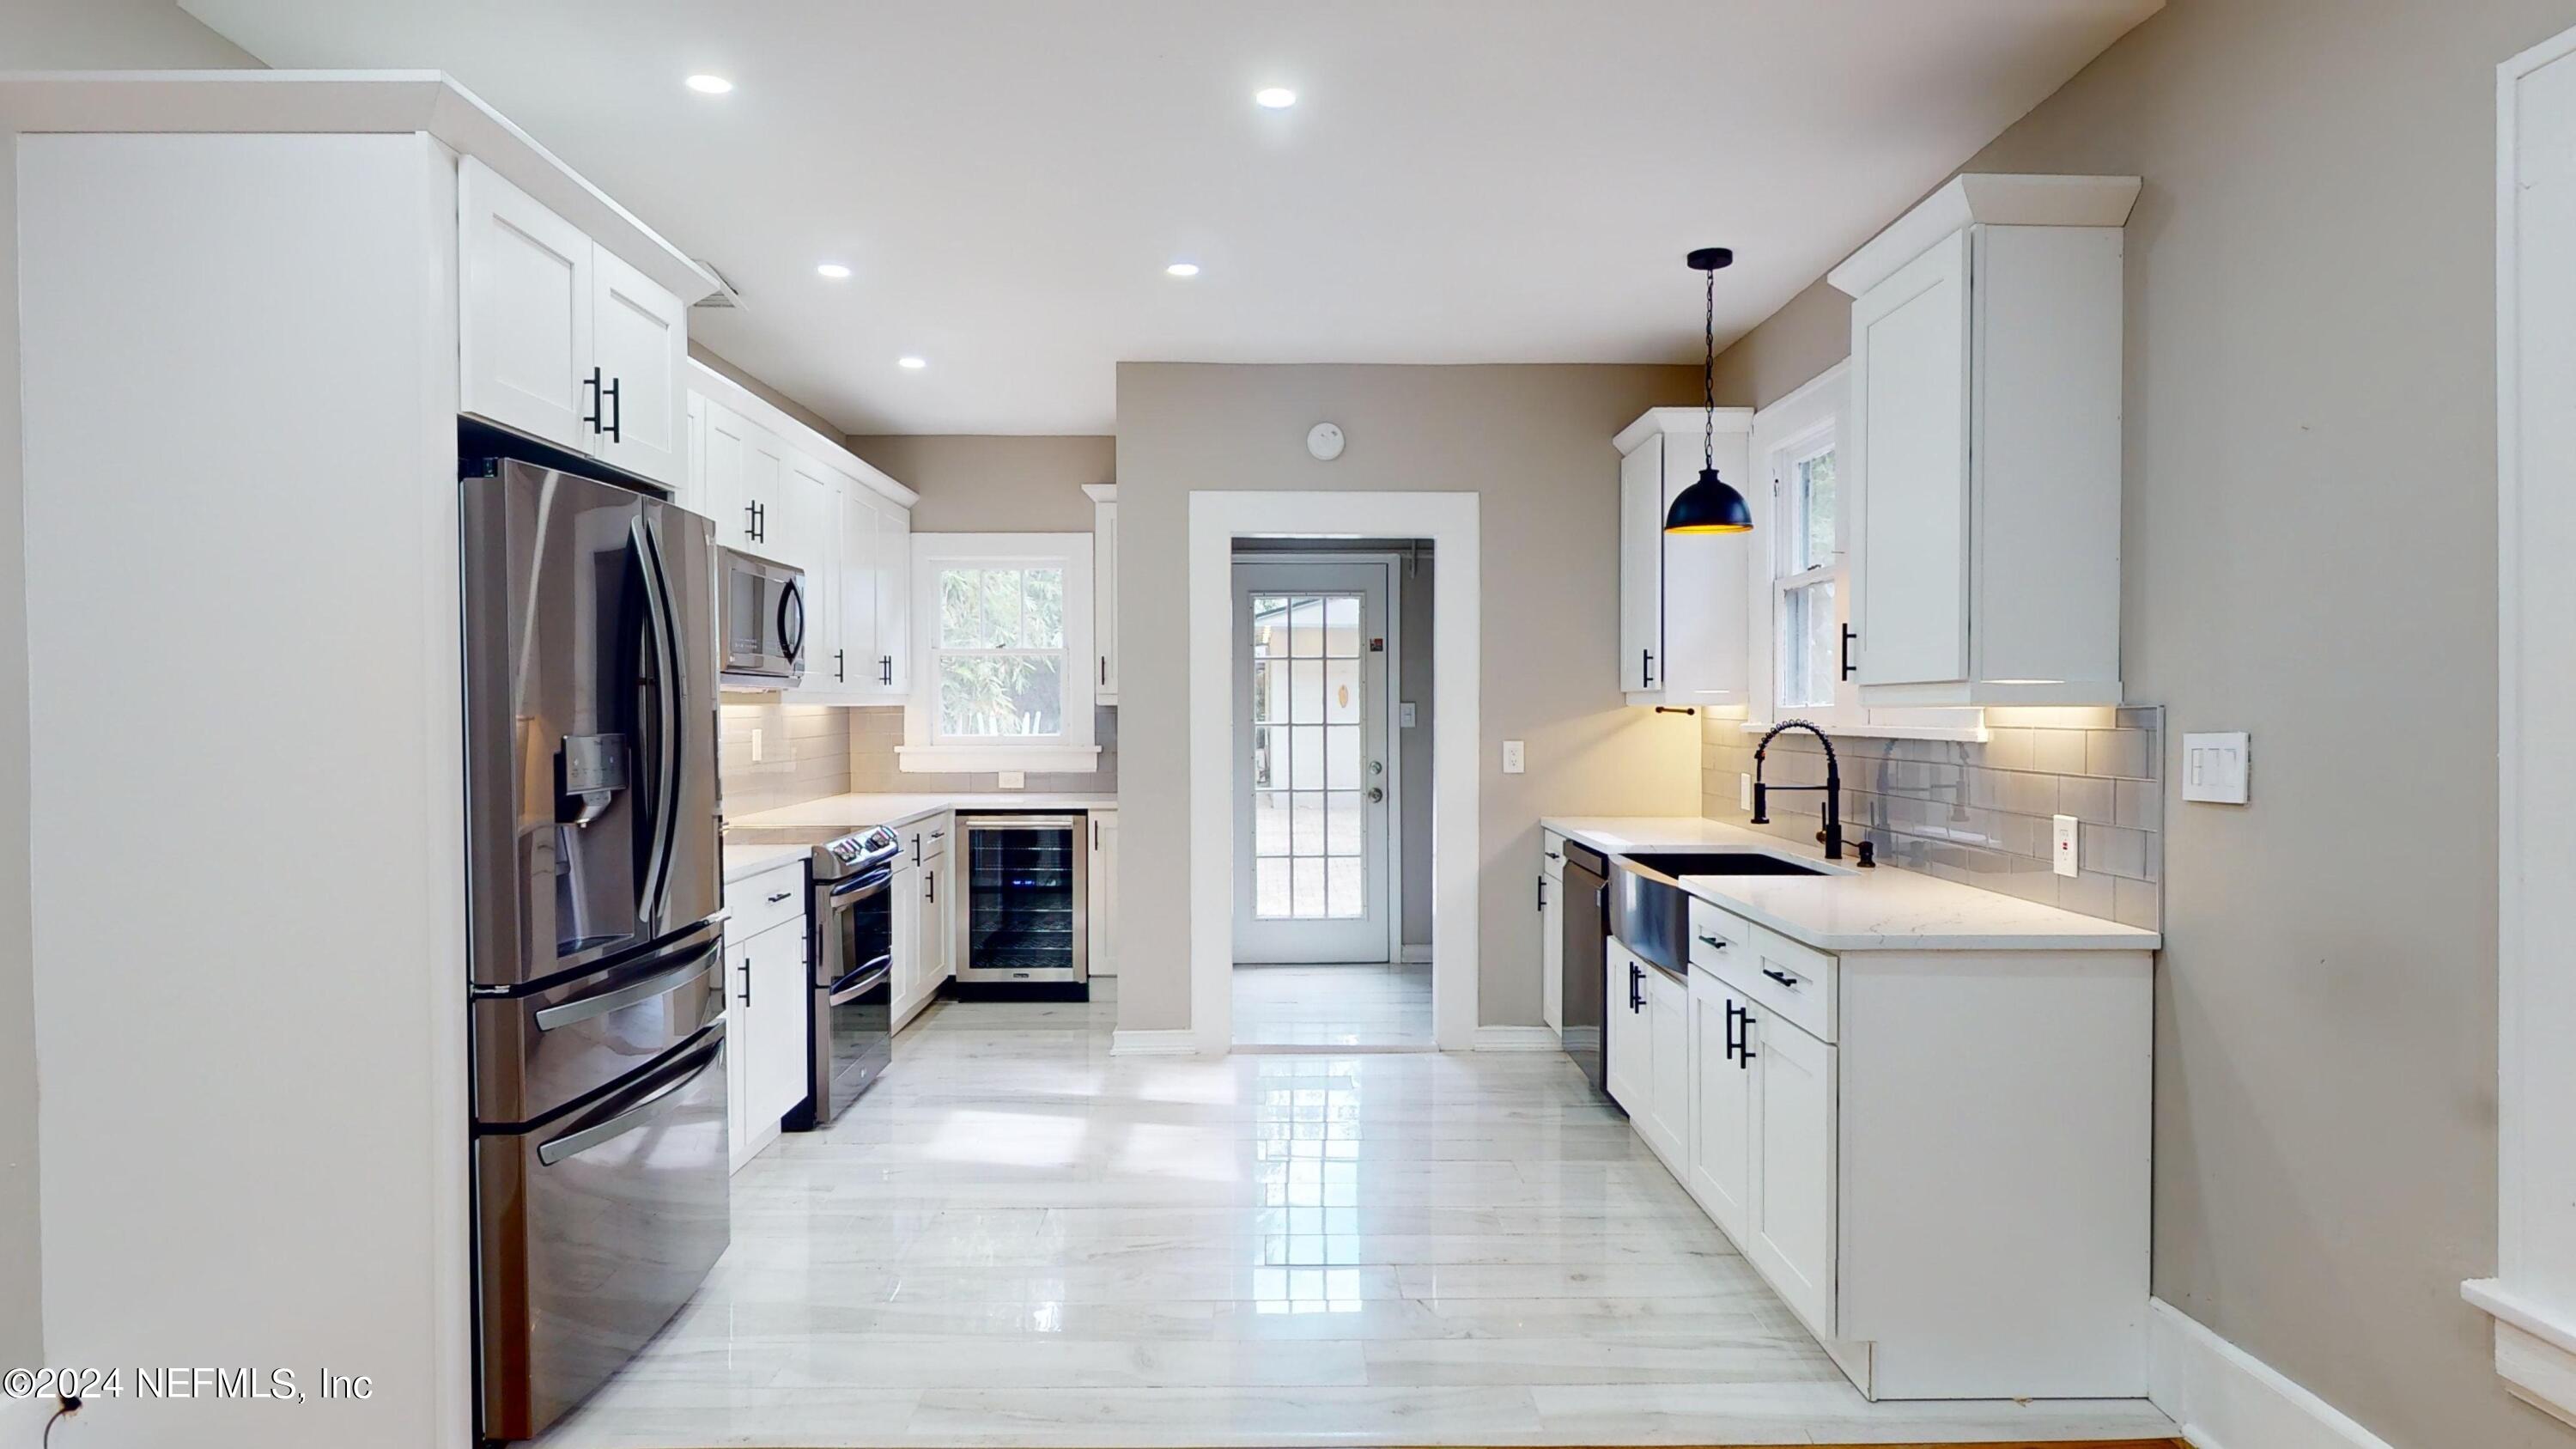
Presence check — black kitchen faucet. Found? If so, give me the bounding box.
[1750,719,1843,861]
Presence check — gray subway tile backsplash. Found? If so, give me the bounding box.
[1702,705,2163,929]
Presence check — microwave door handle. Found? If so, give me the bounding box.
[630,514,682,926]
[778,576,806,665]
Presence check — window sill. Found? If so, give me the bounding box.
[896,745,1101,774]
[1741,719,1990,744]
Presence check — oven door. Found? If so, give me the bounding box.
[719,547,805,685]
[794,866,893,1128]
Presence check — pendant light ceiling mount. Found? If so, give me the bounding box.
[1666,245,1755,536]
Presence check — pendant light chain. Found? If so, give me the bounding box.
[1703,265,1716,474]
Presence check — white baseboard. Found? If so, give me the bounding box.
[1109,1028,1200,1056]
[1400,943,1433,964]
[2148,1297,2395,1449]
[1473,1026,1561,1051]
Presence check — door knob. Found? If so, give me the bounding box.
[1369,760,1385,776]
[1366,786,1384,803]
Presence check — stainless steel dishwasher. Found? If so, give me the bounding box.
[1559,841,1610,1094]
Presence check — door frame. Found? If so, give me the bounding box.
[1188,492,1478,1052]
[1230,551,1405,968]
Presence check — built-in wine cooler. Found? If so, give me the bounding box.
[954,814,1089,990]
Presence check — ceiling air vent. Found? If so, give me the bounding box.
[690,261,746,310]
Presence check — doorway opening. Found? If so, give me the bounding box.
[1230,540,1434,1049]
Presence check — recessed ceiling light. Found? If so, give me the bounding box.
[685,74,734,95]
[1165,262,1201,277]
[898,356,927,370]
[816,263,852,279]
[1255,87,1297,109]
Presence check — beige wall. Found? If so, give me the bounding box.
[848,435,1114,533]
[0,0,262,1382]
[1112,363,1705,1032]
[1709,2,2566,1441]
[1706,276,1850,411]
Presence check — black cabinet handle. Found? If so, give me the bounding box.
[1841,625,1857,681]
[880,655,893,686]
[737,959,751,1008]
[1100,655,1108,685]
[582,367,605,435]
[1627,961,1643,1013]
[765,891,792,904]
[1641,648,1656,689]
[1535,875,1547,912]
[1697,932,1727,952]
[835,648,847,683]
[603,374,623,442]
[1724,998,1742,1062]
[927,868,936,905]
[1738,1008,1757,1069]
[1762,967,1801,990]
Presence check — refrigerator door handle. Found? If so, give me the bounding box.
[535,1026,724,1167]
[630,514,683,927]
[532,941,722,1032]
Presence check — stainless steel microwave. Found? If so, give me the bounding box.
[718,546,805,688]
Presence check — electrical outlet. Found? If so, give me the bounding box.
[998,770,1026,789]
[1740,772,1753,811]
[1501,740,1525,775]
[1399,702,1418,728]
[750,728,764,763]
[2053,813,2081,878]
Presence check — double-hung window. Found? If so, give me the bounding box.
[1773,435,1842,714]
[898,533,1099,772]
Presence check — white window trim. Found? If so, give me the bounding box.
[1746,361,1987,744]
[897,531,1101,774]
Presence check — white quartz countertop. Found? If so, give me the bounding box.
[1540,815,2160,953]
[721,841,811,885]
[732,791,1116,834]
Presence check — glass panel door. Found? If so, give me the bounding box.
[1233,561,1392,965]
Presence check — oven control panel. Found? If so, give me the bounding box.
[820,825,901,872]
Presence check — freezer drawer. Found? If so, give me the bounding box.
[476,1022,730,1443]
[472,922,725,1125]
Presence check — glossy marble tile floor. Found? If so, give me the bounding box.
[538,983,2176,1447]
[1232,960,1433,1048]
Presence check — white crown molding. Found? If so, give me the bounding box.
[2147,1299,2397,1449]
[1613,405,1754,455]
[1472,1026,1562,1051]
[1828,173,2142,298]
[0,69,718,304]
[1109,1029,1199,1056]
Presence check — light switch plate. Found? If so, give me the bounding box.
[750,728,764,763]
[1400,702,1418,728]
[2182,732,2250,804]
[998,770,1026,789]
[1501,740,1525,775]
[2053,814,2081,878]
[1740,773,1753,811]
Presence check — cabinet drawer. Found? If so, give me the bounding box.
[724,860,807,941]
[1541,830,1568,881]
[1719,924,1836,1044]
[907,817,950,866]
[1687,897,1754,969]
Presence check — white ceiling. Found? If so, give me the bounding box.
[181,0,2159,435]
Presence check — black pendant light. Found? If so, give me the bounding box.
[1665,246,1754,535]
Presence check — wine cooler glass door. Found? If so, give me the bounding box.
[957,815,1088,983]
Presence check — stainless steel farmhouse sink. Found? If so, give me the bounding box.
[1608,850,1827,973]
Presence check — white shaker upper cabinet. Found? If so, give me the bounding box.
[460,157,689,488]
[1614,408,1754,706]
[1832,174,2139,707]
[459,157,593,453]
[1086,484,1119,703]
[590,247,689,486]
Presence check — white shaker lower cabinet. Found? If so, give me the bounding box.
[722,859,814,1173]
[1088,808,1120,977]
[1628,898,2151,1401]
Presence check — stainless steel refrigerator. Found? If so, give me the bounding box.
[461,456,729,1443]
